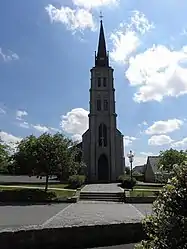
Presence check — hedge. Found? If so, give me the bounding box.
[118,175,136,189]
[0,189,56,202]
[68,175,86,189]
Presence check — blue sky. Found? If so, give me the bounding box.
[1,0,187,166]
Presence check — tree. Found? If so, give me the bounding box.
[159,148,187,172]
[13,133,82,191]
[135,161,187,249]
[0,139,10,174]
[12,135,38,175]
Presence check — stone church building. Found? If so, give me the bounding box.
[80,20,124,183]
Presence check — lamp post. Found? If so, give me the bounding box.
[127,150,134,189]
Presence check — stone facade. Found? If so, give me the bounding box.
[144,156,160,183]
[82,20,124,183]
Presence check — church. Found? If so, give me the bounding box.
[81,19,125,183]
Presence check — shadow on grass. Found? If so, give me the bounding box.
[0,201,57,206]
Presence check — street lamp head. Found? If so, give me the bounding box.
[127,150,135,163]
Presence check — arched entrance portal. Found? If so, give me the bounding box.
[98,154,109,182]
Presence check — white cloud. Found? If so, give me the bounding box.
[72,134,82,142]
[19,122,30,129]
[124,136,136,147]
[0,131,22,149]
[142,121,148,126]
[140,152,154,156]
[16,110,28,120]
[31,124,49,133]
[45,4,95,32]
[110,30,140,63]
[126,45,187,102]
[72,0,119,9]
[172,137,187,148]
[49,127,61,133]
[138,120,148,127]
[148,135,173,146]
[61,108,89,140]
[126,155,147,167]
[0,48,19,62]
[0,108,6,114]
[128,10,154,35]
[110,11,154,63]
[145,119,183,135]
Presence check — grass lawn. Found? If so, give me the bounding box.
[0,183,69,189]
[134,185,163,190]
[130,189,159,197]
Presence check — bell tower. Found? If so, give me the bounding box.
[82,19,124,183]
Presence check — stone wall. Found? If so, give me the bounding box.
[126,196,157,203]
[0,222,148,249]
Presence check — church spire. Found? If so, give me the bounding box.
[95,16,109,67]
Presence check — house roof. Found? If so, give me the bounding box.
[147,156,160,173]
[132,165,146,174]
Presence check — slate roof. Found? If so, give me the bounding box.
[132,165,146,174]
[147,156,161,173]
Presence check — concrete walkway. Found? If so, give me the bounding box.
[81,183,123,193]
[42,202,145,227]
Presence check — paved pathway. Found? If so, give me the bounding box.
[81,183,123,193]
[0,202,153,231]
[42,202,152,228]
[0,203,69,231]
[0,183,153,232]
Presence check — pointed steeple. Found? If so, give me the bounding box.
[95,19,109,67]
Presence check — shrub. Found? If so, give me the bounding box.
[0,189,56,202]
[124,166,130,175]
[118,175,136,189]
[118,174,126,183]
[135,162,187,249]
[68,175,85,189]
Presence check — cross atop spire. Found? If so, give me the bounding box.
[95,17,109,67]
[99,11,103,21]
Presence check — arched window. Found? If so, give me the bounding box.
[98,123,107,147]
[104,100,108,111]
[98,78,101,87]
[97,99,101,111]
[103,77,107,87]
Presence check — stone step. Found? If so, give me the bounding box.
[80,192,123,196]
[80,192,124,202]
[80,195,120,199]
[80,198,121,202]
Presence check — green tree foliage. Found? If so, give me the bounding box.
[13,133,84,191]
[159,148,187,172]
[124,166,130,175]
[135,162,187,249]
[0,139,10,174]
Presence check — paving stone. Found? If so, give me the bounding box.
[81,183,123,193]
[43,202,144,228]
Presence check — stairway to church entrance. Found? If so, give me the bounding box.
[80,183,124,202]
[98,154,109,182]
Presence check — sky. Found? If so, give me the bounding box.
[1,0,187,167]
